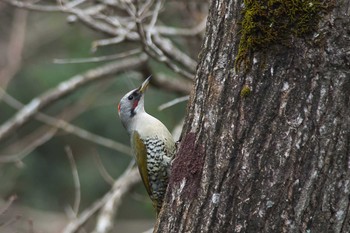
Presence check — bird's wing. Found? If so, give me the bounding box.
[131,131,152,197]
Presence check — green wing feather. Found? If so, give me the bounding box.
[131,131,152,197]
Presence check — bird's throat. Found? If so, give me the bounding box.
[130,99,139,117]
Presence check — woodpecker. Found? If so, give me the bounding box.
[118,76,175,214]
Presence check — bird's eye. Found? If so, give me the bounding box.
[128,95,133,100]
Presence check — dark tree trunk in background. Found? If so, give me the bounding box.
[155,0,350,232]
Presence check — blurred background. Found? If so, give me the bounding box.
[0,1,208,232]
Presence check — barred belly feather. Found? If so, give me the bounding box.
[145,137,171,212]
[131,131,173,214]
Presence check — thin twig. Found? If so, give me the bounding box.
[62,167,140,233]
[146,0,162,46]
[171,117,184,142]
[0,217,21,229]
[135,8,194,80]
[91,35,127,52]
[93,153,115,186]
[155,17,207,36]
[5,0,119,36]
[53,48,142,64]
[0,54,148,142]
[4,0,65,11]
[0,82,111,162]
[92,163,135,233]
[5,0,199,79]
[0,88,133,157]
[158,95,189,111]
[0,195,17,215]
[0,129,57,163]
[65,146,81,215]
[148,73,192,95]
[64,0,87,8]
[153,35,197,73]
[5,0,93,11]
[142,228,154,233]
[137,0,154,17]
[0,9,27,90]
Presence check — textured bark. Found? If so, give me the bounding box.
[155,0,350,232]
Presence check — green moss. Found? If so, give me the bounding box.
[235,0,334,72]
[240,85,252,97]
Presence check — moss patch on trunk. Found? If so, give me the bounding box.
[235,0,334,72]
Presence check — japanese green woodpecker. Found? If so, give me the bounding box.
[118,76,175,214]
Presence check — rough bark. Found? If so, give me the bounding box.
[155,0,350,232]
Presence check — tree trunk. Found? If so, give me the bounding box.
[155,0,350,232]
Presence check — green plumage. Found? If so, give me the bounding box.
[132,132,152,196]
[131,131,174,214]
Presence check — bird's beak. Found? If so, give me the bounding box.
[138,75,151,94]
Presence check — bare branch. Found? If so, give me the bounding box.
[53,48,142,64]
[4,0,119,35]
[149,73,192,95]
[45,118,132,155]
[137,0,154,17]
[65,146,81,215]
[0,129,57,163]
[155,17,207,36]
[92,163,136,233]
[0,9,27,89]
[142,228,154,233]
[0,88,132,156]
[4,0,95,12]
[62,167,141,233]
[0,195,17,215]
[158,95,189,111]
[146,0,162,46]
[4,0,65,12]
[93,153,115,186]
[65,7,120,36]
[171,117,184,142]
[153,35,197,72]
[140,36,194,79]
[66,0,88,8]
[0,82,111,162]
[133,4,195,80]
[92,35,127,51]
[5,0,200,80]
[0,54,148,142]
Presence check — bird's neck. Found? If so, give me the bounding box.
[126,111,151,134]
[128,112,166,138]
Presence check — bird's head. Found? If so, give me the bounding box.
[118,76,151,131]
